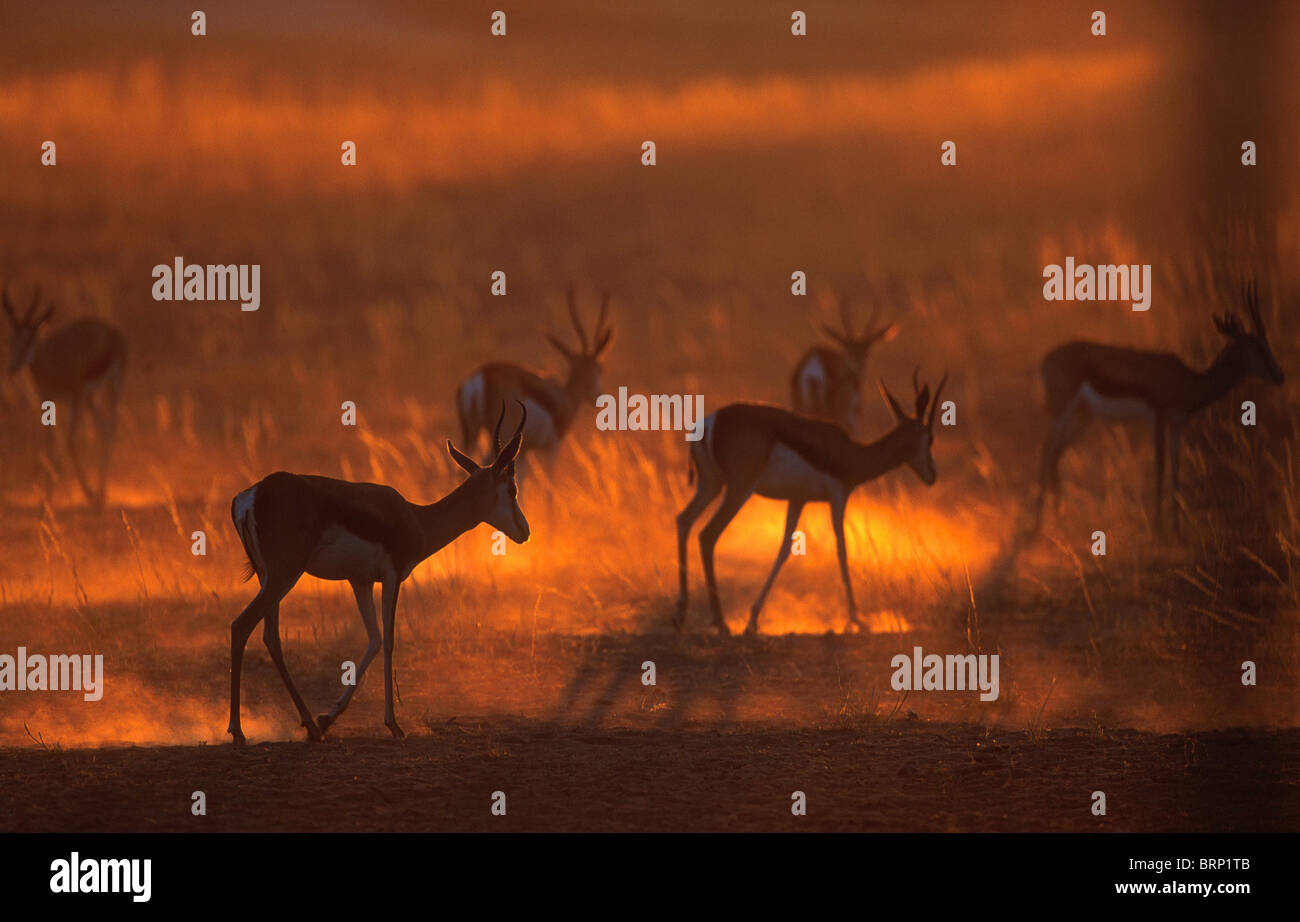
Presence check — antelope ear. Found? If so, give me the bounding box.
[492,430,523,475]
[877,379,905,422]
[1212,314,1235,339]
[546,334,574,360]
[446,440,480,474]
[872,323,899,344]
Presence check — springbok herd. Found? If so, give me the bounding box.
[3,278,1284,743]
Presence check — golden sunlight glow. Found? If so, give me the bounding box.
[0,50,1158,190]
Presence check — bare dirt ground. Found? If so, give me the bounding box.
[3,720,1295,833]
[1,633,1297,832]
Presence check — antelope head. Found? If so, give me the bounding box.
[1213,279,1284,386]
[878,367,947,486]
[547,285,614,402]
[823,289,897,375]
[3,284,54,374]
[447,400,530,543]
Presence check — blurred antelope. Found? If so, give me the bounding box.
[456,285,612,466]
[1034,280,1284,533]
[791,292,896,434]
[676,369,946,636]
[4,283,127,508]
[228,402,528,745]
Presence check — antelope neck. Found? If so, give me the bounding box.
[1190,343,1248,412]
[414,479,486,559]
[845,425,916,485]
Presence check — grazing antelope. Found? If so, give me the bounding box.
[676,370,946,636]
[791,293,896,434]
[1034,280,1284,533]
[227,403,529,745]
[3,284,126,508]
[456,285,612,466]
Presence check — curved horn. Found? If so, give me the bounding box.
[511,398,527,442]
[1246,278,1264,335]
[838,290,854,339]
[493,399,527,474]
[913,364,930,419]
[927,371,948,429]
[23,285,41,324]
[859,289,887,344]
[567,284,589,353]
[492,400,507,455]
[595,289,610,340]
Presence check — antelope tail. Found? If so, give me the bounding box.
[231,495,259,583]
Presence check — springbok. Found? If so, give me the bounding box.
[676,370,946,636]
[4,284,127,508]
[455,285,612,466]
[227,402,529,745]
[1034,280,1284,533]
[790,292,896,434]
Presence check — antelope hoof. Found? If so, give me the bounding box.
[743,618,760,637]
[303,719,323,742]
[714,620,731,638]
[229,728,247,747]
[672,603,687,632]
[316,713,334,733]
[845,617,864,634]
[386,720,406,740]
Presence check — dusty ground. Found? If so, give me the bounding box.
[3,719,1295,833]
[2,632,1297,832]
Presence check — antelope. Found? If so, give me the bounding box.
[456,285,612,466]
[675,370,946,636]
[791,292,896,435]
[3,284,127,508]
[227,402,528,745]
[1034,280,1284,533]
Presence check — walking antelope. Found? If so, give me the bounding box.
[3,284,126,508]
[1034,280,1284,533]
[227,402,528,745]
[791,293,896,434]
[456,285,612,466]
[676,370,946,636]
